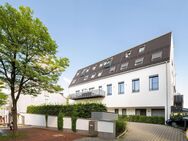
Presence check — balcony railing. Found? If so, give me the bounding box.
[69,89,105,100]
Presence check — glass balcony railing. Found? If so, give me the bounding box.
[69,89,105,100]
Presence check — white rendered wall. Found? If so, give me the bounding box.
[76,119,90,131]
[23,114,46,127]
[69,63,169,108]
[48,116,57,128]
[17,92,66,113]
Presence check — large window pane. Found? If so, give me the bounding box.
[107,84,112,95]
[118,82,124,94]
[149,75,159,90]
[132,79,140,92]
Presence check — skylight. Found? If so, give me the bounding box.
[125,50,131,58]
[72,79,76,84]
[84,75,89,80]
[139,46,145,53]
[120,62,129,70]
[91,73,96,79]
[92,65,97,70]
[152,51,162,61]
[135,57,144,66]
[98,71,103,77]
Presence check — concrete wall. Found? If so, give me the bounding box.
[21,113,115,139]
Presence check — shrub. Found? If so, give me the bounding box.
[116,119,126,136]
[45,114,48,128]
[57,112,64,130]
[71,108,78,132]
[27,103,106,118]
[119,115,165,125]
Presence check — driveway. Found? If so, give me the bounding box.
[121,122,187,141]
[75,122,187,141]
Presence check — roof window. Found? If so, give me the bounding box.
[84,75,89,81]
[152,51,162,61]
[98,71,103,77]
[139,46,145,53]
[120,62,129,70]
[135,57,144,66]
[103,58,113,68]
[91,73,96,79]
[72,79,76,84]
[125,50,131,58]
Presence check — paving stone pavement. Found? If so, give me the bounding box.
[75,122,187,141]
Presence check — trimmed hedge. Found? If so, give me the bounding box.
[27,103,107,118]
[119,115,165,125]
[116,119,126,136]
[57,112,64,130]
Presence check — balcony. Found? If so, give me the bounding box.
[69,89,105,100]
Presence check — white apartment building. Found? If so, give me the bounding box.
[69,33,176,121]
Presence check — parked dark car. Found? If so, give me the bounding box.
[166,116,188,130]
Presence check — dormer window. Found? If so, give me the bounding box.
[92,65,97,70]
[103,58,113,68]
[91,73,96,79]
[135,57,144,66]
[86,68,90,73]
[125,50,131,58]
[84,75,88,80]
[120,62,129,70]
[109,66,116,73]
[152,51,162,61]
[99,63,103,67]
[98,71,103,77]
[139,46,145,53]
[76,72,80,76]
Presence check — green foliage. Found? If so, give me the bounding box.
[116,119,126,136]
[57,112,64,131]
[71,108,78,132]
[119,115,165,125]
[45,114,48,128]
[27,103,107,118]
[0,3,69,129]
[0,81,7,106]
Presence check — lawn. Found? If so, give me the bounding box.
[0,128,84,141]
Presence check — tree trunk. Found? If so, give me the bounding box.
[12,100,18,131]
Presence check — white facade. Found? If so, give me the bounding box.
[69,34,176,121]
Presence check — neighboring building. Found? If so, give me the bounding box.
[69,33,176,121]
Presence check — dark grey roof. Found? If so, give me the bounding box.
[69,32,171,87]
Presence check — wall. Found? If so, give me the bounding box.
[69,63,169,108]
[21,113,115,139]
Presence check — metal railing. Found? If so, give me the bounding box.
[69,89,105,100]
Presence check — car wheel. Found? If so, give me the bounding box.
[172,122,177,128]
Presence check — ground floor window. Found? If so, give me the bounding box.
[115,109,119,114]
[122,109,127,115]
[135,109,146,116]
[151,109,165,117]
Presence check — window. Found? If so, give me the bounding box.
[91,73,96,79]
[132,79,140,92]
[125,50,131,58]
[118,82,124,94]
[84,75,88,80]
[152,51,162,61]
[109,66,116,73]
[139,46,145,53]
[120,62,128,70]
[92,65,97,70]
[122,109,127,115]
[98,71,103,77]
[86,68,90,73]
[89,87,95,91]
[107,84,112,95]
[115,109,119,114]
[76,90,80,94]
[104,58,113,68]
[99,63,103,67]
[82,89,87,92]
[136,109,146,116]
[76,72,80,76]
[149,75,159,90]
[135,57,144,66]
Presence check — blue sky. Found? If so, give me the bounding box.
[0,0,188,107]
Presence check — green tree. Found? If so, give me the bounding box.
[0,3,69,130]
[0,81,7,106]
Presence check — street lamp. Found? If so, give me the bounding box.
[59,92,69,105]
